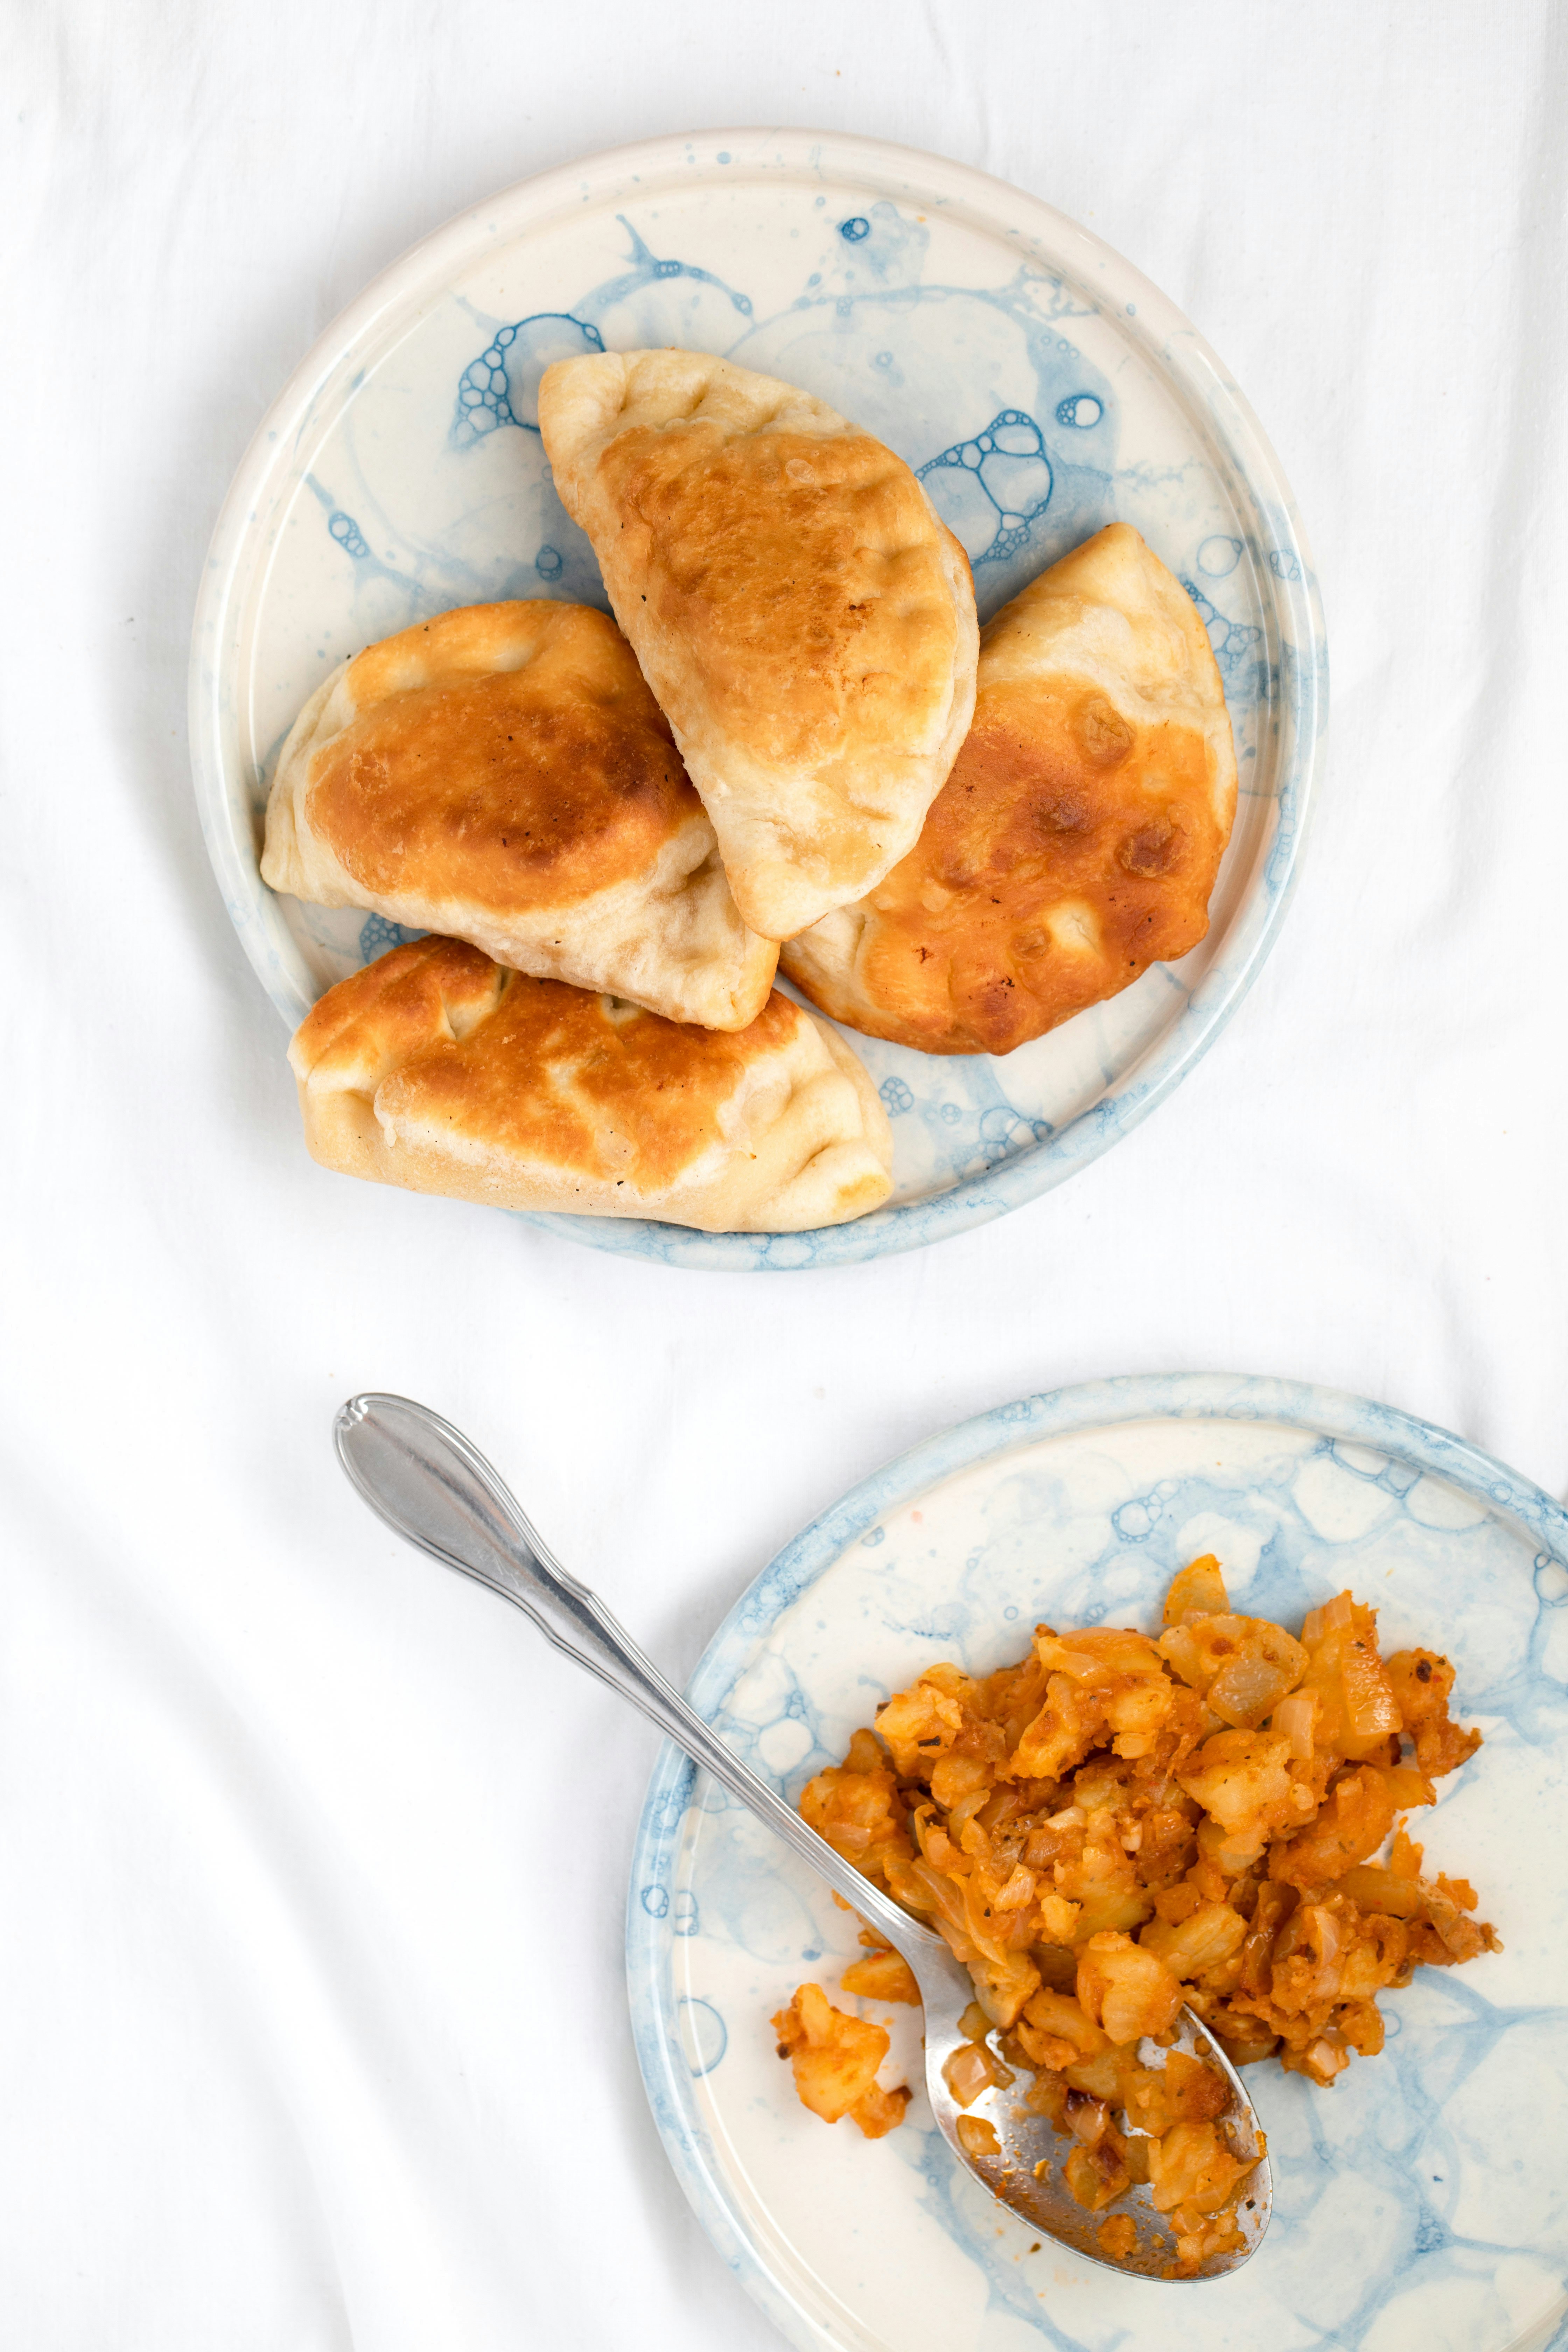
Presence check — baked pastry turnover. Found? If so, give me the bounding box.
[780,525,1238,1055]
[261,601,777,1031]
[538,349,979,941]
[289,936,894,1233]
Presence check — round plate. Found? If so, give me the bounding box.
[191,129,1327,1270]
[627,1374,1568,2351]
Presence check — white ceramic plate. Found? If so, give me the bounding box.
[627,1374,1568,2352]
[191,129,1328,1269]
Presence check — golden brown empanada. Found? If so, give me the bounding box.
[261,601,777,1030]
[289,936,893,1233]
[537,350,979,941]
[780,524,1238,1054]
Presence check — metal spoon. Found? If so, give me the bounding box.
[333,1392,1271,2280]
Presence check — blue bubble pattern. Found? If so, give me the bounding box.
[358,915,425,962]
[917,411,1054,565]
[1182,575,1266,679]
[453,312,605,445]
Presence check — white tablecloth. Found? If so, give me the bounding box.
[4,5,1565,2344]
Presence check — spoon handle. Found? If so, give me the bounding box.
[334,1392,944,1959]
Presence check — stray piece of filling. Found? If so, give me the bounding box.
[769,1558,1497,2277]
[771,1981,910,2140]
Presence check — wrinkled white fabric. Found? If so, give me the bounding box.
[2,4,1565,2346]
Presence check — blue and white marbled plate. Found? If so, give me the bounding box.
[628,1374,1568,2352]
[190,129,1328,1269]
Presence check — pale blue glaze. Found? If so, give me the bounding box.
[627,1376,1568,2352]
[192,135,1329,1270]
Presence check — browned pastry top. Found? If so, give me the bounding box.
[593,422,961,776]
[780,523,1237,1055]
[398,961,798,1189]
[832,674,1226,1055]
[307,601,695,915]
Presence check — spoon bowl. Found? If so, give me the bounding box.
[334,1391,1272,2279]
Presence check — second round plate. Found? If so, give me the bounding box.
[628,1374,1568,2352]
[192,128,1328,1269]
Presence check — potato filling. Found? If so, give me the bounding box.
[772,1558,1497,2276]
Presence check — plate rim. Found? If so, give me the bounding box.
[624,1369,1568,2352]
[188,126,1330,1270]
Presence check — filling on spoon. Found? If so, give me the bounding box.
[771,1557,1497,2277]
